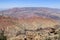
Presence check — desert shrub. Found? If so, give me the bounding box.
[58,30,60,40]
[54,36,58,40]
[54,25,60,40]
[0,30,7,40]
[45,36,52,40]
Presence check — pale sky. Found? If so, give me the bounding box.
[0,0,60,9]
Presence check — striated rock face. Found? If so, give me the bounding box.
[0,7,60,40]
[0,16,59,40]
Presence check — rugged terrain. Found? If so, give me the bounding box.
[0,7,60,40]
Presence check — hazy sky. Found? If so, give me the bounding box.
[0,0,60,9]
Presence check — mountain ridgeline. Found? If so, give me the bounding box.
[0,7,60,21]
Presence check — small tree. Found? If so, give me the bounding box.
[58,30,60,40]
[45,37,52,40]
[0,30,7,40]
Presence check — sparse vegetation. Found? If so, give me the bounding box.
[0,30,7,40]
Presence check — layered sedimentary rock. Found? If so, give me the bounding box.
[0,7,60,40]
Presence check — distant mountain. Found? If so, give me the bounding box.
[0,7,60,21]
[0,8,7,11]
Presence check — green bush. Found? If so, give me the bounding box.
[0,30,7,40]
[45,37,52,40]
[58,30,60,40]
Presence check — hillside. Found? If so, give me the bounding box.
[0,16,59,40]
[0,7,60,40]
